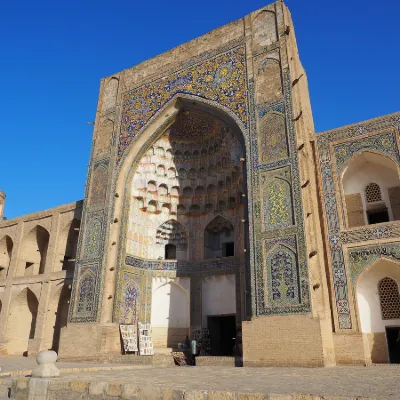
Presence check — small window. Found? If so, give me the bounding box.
[25,262,34,270]
[365,183,382,203]
[223,242,235,257]
[165,244,176,260]
[378,277,400,319]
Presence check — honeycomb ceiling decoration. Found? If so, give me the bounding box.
[132,109,245,217]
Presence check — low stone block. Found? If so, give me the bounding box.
[237,393,266,400]
[139,385,162,400]
[48,380,70,392]
[161,387,185,400]
[89,381,107,396]
[106,383,122,397]
[185,390,209,400]
[208,391,234,400]
[70,381,89,393]
[121,383,140,399]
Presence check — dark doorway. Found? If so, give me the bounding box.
[165,244,176,260]
[367,209,389,225]
[223,242,235,257]
[386,326,400,363]
[207,315,236,356]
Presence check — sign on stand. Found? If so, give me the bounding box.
[119,324,138,353]
[138,322,154,355]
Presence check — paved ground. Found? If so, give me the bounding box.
[2,357,400,399]
[38,365,400,399]
[0,356,144,374]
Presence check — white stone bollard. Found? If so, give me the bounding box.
[31,350,60,378]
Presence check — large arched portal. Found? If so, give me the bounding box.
[120,106,248,354]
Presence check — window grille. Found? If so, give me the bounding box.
[378,277,400,319]
[365,183,382,203]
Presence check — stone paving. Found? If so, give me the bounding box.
[2,357,400,399]
[0,356,146,376]
[28,365,400,399]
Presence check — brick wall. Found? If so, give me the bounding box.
[333,333,367,365]
[242,315,325,367]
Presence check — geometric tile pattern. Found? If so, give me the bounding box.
[317,113,400,329]
[251,69,311,316]
[348,242,400,283]
[118,46,248,164]
[378,277,400,320]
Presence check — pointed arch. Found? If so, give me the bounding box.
[258,111,288,164]
[56,218,80,272]
[0,235,13,279]
[5,287,39,355]
[266,243,299,306]
[342,151,400,227]
[18,225,50,276]
[120,278,140,324]
[76,271,96,315]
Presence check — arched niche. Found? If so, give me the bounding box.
[265,243,299,306]
[0,235,13,279]
[150,277,190,348]
[5,287,38,355]
[342,152,400,228]
[120,279,140,325]
[356,258,400,363]
[122,98,248,264]
[17,226,49,277]
[56,219,80,272]
[204,216,235,259]
[42,284,70,352]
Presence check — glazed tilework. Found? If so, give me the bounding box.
[89,161,109,207]
[251,69,311,316]
[258,112,288,164]
[348,243,400,283]
[118,46,247,163]
[125,255,242,275]
[334,131,399,174]
[83,214,103,259]
[317,113,400,329]
[340,223,400,243]
[71,265,98,321]
[261,168,293,229]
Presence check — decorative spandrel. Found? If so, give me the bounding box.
[119,46,247,163]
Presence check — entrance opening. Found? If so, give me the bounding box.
[386,326,400,363]
[165,244,176,260]
[223,242,234,257]
[367,209,389,225]
[207,315,236,356]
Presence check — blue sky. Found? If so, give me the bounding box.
[1,0,399,219]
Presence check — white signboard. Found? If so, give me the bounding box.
[138,322,154,355]
[120,324,138,353]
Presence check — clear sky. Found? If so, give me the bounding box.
[1,0,399,219]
